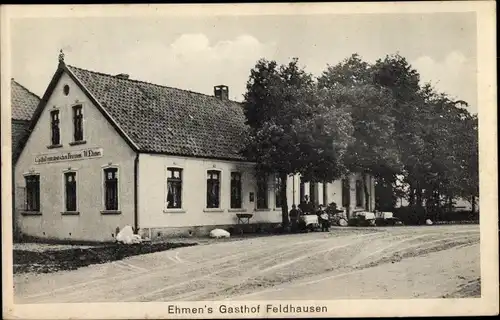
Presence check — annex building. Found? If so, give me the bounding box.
[14,54,375,241]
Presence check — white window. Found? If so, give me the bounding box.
[206,170,221,208]
[166,167,183,209]
[64,171,78,212]
[103,167,119,211]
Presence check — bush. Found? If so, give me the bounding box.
[393,206,429,225]
[394,207,479,225]
[435,210,479,222]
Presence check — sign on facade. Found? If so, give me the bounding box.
[34,148,103,164]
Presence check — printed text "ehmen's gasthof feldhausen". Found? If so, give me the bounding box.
[167,304,328,315]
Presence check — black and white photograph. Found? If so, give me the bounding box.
[1,2,498,319]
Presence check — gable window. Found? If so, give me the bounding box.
[166,168,182,209]
[73,105,84,142]
[25,175,40,212]
[256,175,268,209]
[230,172,242,209]
[104,168,118,210]
[50,110,60,146]
[64,172,77,212]
[342,178,350,208]
[275,174,282,208]
[207,170,221,208]
[356,180,363,207]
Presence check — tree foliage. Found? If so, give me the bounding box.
[242,58,354,226]
[242,53,479,224]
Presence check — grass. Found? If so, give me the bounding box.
[13,242,197,274]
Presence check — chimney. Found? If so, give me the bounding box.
[115,73,130,80]
[214,85,229,100]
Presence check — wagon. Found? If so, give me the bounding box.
[298,213,320,232]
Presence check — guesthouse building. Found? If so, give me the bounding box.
[14,54,375,241]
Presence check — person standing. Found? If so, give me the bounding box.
[289,205,300,232]
[318,204,330,232]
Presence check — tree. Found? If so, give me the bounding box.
[371,54,478,216]
[319,54,402,211]
[242,58,353,228]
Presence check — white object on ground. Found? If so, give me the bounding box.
[357,211,376,220]
[302,215,318,225]
[116,225,142,244]
[210,228,230,239]
[426,219,433,225]
[376,211,394,219]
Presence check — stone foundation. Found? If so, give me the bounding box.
[139,222,281,240]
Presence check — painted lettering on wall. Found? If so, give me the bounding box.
[34,148,103,164]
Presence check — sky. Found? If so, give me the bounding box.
[10,12,478,113]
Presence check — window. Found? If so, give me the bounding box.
[104,168,118,210]
[257,175,268,209]
[25,175,40,211]
[206,170,221,208]
[275,174,282,208]
[299,179,305,203]
[73,105,84,142]
[309,182,316,205]
[166,168,182,209]
[356,180,363,207]
[230,172,242,209]
[64,172,77,211]
[50,110,60,146]
[342,178,350,207]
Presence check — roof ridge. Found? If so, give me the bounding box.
[67,64,242,104]
[11,79,41,101]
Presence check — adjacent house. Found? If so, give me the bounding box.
[13,54,376,241]
[11,79,40,237]
[11,79,40,161]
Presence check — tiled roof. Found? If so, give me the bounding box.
[67,65,248,161]
[11,79,40,121]
[12,119,30,155]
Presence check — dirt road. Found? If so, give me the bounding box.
[14,225,480,303]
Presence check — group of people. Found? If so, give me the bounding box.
[288,195,332,232]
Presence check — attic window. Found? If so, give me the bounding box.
[63,85,70,96]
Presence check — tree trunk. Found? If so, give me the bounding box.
[280,172,289,229]
[362,172,370,211]
[471,196,476,214]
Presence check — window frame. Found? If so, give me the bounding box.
[256,174,269,210]
[23,173,40,212]
[341,177,350,208]
[274,174,283,209]
[101,165,120,214]
[62,169,79,214]
[355,179,364,208]
[230,172,243,209]
[322,181,328,206]
[206,169,222,209]
[71,104,85,144]
[49,109,61,147]
[165,167,184,211]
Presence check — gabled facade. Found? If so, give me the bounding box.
[14,55,375,241]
